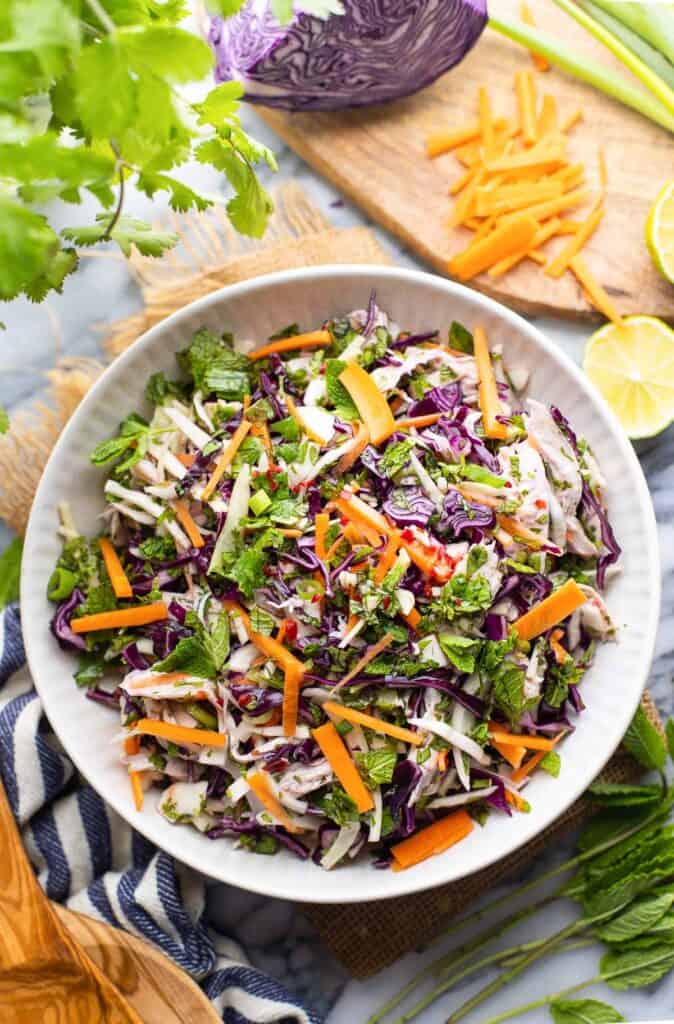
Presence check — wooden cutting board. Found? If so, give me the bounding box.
[260,0,674,321]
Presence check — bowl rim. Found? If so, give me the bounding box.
[22,263,661,903]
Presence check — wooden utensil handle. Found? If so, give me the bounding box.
[0,776,144,1023]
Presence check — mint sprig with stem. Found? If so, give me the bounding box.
[368,706,674,1024]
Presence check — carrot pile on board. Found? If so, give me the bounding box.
[427,68,623,326]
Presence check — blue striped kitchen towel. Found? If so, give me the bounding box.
[0,604,321,1024]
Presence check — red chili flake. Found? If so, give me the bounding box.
[401,528,415,542]
[424,583,433,598]
[320,364,326,375]
[353,592,362,603]
[284,620,298,641]
[535,498,547,509]
[312,594,321,603]
[269,481,279,492]
[505,481,513,488]
[340,516,349,526]
[382,596,391,609]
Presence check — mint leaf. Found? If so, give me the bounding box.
[588,782,663,808]
[597,891,674,943]
[74,652,107,688]
[317,786,359,825]
[207,611,230,670]
[325,359,360,420]
[492,662,526,728]
[601,944,674,990]
[153,636,216,680]
[380,439,415,478]
[540,750,561,777]
[622,705,667,772]
[439,634,482,674]
[0,538,22,608]
[550,999,625,1024]
[356,749,397,788]
[448,321,473,354]
[178,328,249,394]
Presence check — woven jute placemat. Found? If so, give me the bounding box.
[2,183,660,980]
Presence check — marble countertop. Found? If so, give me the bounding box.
[3,104,673,1024]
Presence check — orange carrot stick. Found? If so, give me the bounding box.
[247,770,303,833]
[426,121,481,158]
[131,717,225,747]
[248,330,331,362]
[124,734,141,756]
[333,633,395,689]
[335,421,371,474]
[129,672,191,691]
[489,727,555,751]
[313,722,374,813]
[545,205,604,279]
[72,602,168,634]
[448,215,538,281]
[323,700,423,746]
[496,514,546,549]
[129,771,145,811]
[569,255,623,325]
[511,732,564,783]
[549,628,570,664]
[201,420,251,501]
[172,499,204,549]
[514,579,587,641]
[338,363,395,446]
[99,538,132,599]
[505,788,529,812]
[404,607,421,631]
[515,69,538,144]
[394,413,444,431]
[176,452,196,468]
[479,86,494,156]
[284,394,327,446]
[391,809,473,869]
[520,1,550,71]
[374,534,400,584]
[474,326,508,441]
[492,738,526,770]
[315,512,329,561]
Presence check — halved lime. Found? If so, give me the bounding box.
[583,315,674,438]
[646,180,674,283]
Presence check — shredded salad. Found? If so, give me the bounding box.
[48,298,621,871]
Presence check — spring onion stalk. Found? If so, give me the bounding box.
[577,0,674,90]
[550,0,674,116]
[488,16,674,133]
[589,0,674,65]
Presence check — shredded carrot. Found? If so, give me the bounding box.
[496,514,546,549]
[514,579,587,641]
[374,534,400,584]
[404,607,421,631]
[335,492,390,541]
[247,770,303,832]
[124,734,141,756]
[511,732,564,783]
[561,108,583,132]
[335,421,370,474]
[334,633,396,689]
[505,788,528,812]
[131,717,225,748]
[527,250,547,266]
[98,537,132,599]
[507,187,590,224]
[515,69,538,145]
[275,620,288,646]
[129,771,145,811]
[493,738,526,770]
[172,499,204,549]
[520,1,549,70]
[489,725,555,751]
[315,512,329,561]
[488,218,562,278]
[426,121,480,158]
[449,166,477,196]
[448,214,538,281]
[72,602,168,634]
[394,413,444,431]
[475,179,562,218]
[283,664,303,738]
[449,168,486,226]
[550,627,570,664]
[537,95,557,137]
[201,419,251,501]
[313,722,374,813]
[176,453,196,468]
[479,86,494,156]
[338,362,395,445]
[545,205,604,279]
[569,255,623,325]
[251,421,274,459]
[391,809,473,870]
[242,394,251,414]
[279,528,303,538]
[474,326,508,441]
[486,143,566,176]
[557,163,586,192]
[324,700,423,746]
[557,220,581,235]
[248,329,331,362]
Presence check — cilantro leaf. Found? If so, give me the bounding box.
[196,81,244,127]
[62,214,179,258]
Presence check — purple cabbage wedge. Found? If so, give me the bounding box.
[209,1,487,111]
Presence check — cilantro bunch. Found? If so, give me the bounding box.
[369,706,674,1024]
[0,0,277,304]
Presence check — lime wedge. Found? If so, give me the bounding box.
[646,179,674,283]
[583,315,674,438]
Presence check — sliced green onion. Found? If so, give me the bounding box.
[577,0,674,91]
[48,567,77,601]
[185,701,218,730]
[487,16,674,134]
[551,0,674,117]
[249,490,272,516]
[589,0,674,65]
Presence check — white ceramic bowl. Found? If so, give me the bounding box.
[22,266,660,904]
